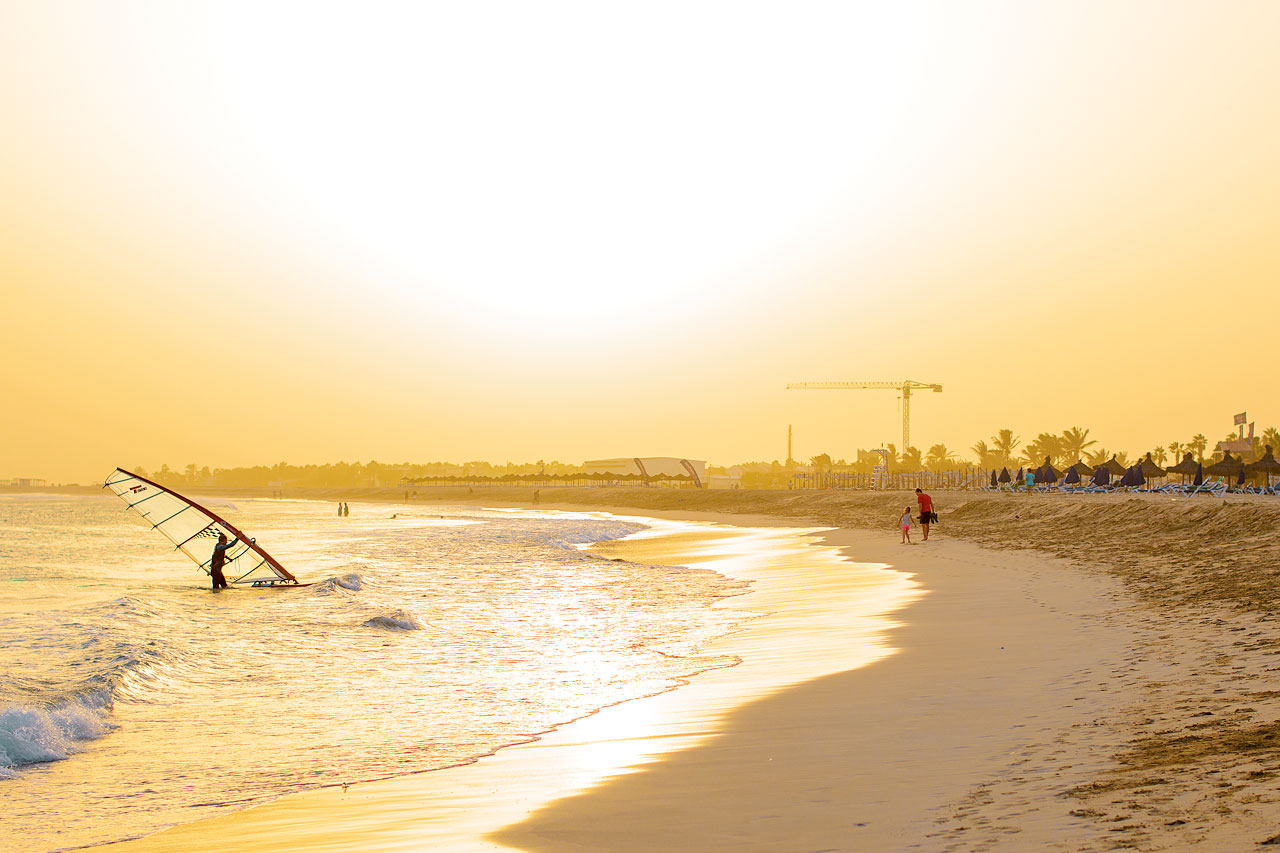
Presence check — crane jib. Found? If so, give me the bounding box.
[786,380,943,451]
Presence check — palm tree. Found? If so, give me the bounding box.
[1152,446,1167,466]
[900,446,924,471]
[809,453,832,474]
[991,429,1021,467]
[1085,447,1110,467]
[1022,432,1064,467]
[1167,441,1184,463]
[1263,427,1280,452]
[970,439,995,468]
[883,444,900,468]
[1190,434,1208,462]
[1060,427,1095,464]
[926,443,957,472]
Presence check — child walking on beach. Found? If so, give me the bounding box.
[899,506,914,544]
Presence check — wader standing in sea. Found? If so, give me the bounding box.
[210,532,238,590]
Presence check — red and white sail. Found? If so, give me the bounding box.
[104,468,297,585]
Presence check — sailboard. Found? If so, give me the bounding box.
[104,468,302,587]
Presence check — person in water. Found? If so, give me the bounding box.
[210,532,238,590]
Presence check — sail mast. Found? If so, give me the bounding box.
[104,468,296,584]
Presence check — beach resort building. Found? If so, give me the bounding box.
[583,457,707,487]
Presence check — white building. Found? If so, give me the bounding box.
[583,457,706,487]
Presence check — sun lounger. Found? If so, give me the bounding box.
[1185,476,1227,497]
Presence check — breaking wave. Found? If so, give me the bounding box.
[316,573,364,593]
[362,610,424,631]
[0,691,116,778]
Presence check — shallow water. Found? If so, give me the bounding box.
[0,495,748,851]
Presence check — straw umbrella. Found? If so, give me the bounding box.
[1138,453,1165,486]
[1040,456,1061,483]
[1063,466,1082,485]
[1204,451,1240,480]
[998,467,1011,484]
[1098,456,1127,477]
[1246,446,1280,489]
[1091,466,1110,487]
[1070,459,1094,476]
[1166,452,1199,482]
[990,469,999,488]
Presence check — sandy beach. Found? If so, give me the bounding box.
[82,487,1280,851]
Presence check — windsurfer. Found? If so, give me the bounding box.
[210,532,239,590]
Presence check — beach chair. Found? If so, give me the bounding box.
[1187,476,1227,497]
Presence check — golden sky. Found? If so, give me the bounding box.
[3,1,1279,482]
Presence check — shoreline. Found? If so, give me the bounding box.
[55,490,1280,849]
[97,511,922,850]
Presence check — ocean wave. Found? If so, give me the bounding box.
[315,573,364,593]
[0,691,116,777]
[361,610,424,631]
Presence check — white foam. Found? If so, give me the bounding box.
[0,693,115,774]
[362,610,424,631]
[314,573,364,594]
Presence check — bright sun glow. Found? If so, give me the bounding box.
[192,3,923,324]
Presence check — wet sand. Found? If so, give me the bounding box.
[96,490,1280,850]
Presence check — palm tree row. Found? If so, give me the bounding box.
[912,424,1279,473]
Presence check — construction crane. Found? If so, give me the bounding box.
[786,381,943,451]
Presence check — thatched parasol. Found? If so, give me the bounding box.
[1063,466,1081,485]
[1091,466,1110,486]
[1166,453,1199,476]
[990,469,999,488]
[1246,446,1280,487]
[1098,456,1127,476]
[1041,456,1061,483]
[997,467,1011,484]
[1138,453,1165,481]
[1069,459,1094,475]
[1204,451,1241,478]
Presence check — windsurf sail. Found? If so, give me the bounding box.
[104,468,298,585]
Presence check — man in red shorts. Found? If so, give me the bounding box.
[915,488,935,541]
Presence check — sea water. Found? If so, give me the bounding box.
[0,494,749,851]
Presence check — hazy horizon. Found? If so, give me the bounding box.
[5,2,1278,484]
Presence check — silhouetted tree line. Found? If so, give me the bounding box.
[134,424,1279,490]
[136,459,585,489]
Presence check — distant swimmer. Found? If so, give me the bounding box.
[210,532,238,590]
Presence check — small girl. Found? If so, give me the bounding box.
[899,506,914,544]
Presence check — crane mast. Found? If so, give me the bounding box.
[786,381,943,452]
